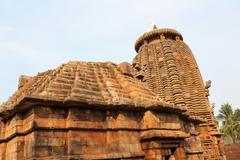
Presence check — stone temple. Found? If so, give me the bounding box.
[0,26,225,160]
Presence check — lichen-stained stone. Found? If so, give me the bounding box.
[0,26,225,159]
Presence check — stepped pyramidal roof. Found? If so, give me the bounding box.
[0,61,194,120]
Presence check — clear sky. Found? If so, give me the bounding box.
[0,0,239,115]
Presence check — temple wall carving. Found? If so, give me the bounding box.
[0,105,203,159]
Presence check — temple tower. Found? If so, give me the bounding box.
[132,26,225,159]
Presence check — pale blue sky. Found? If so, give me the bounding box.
[0,0,239,115]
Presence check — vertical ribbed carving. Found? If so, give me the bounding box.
[152,44,161,95]
[160,40,185,106]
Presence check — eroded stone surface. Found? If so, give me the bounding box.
[133,27,225,160]
[224,144,240,160]
[0,27,225,160]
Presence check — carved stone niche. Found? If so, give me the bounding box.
[204,80,212,97]
[160,34,165,40]
[175,36,181,41]
[118,62,133,77]
[132,62,147,82]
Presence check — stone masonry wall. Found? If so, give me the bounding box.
[224,144,240,160]
[0,105,203,159]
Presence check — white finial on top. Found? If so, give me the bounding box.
[148,21,158,31]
